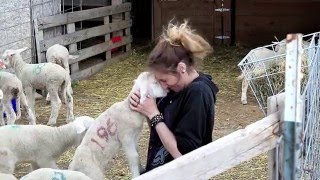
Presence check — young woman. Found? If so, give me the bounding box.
[130,21,219,172]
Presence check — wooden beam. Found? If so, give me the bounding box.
[67,23,79,73]
[112,0,124,53]
[267,93,285,180]
[134,112,281,180]
[70,52,129,81]
[33,19,45,63]
[69,35,132,64]
[37,3,131,30]
[124,12,131,52]
[104,15,111,60]
[39,20,132,52]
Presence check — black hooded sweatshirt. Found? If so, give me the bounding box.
[145,72,219,172]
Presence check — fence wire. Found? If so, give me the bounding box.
[299,37,320,179]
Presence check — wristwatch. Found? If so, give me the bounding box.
[150,113,164,127]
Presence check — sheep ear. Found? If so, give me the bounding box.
[69,55,79,60]
[16,47,28,54]
[74,116,94,134]
[74,121,86,134]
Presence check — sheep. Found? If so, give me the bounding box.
[20,168,92,180]
[69,71,168,179]
[0,116,94,174]
[238,40,309,105]
[0,173,17,180]
[0,70,36,125]
[2,47,74,125]
[45,44,78,102]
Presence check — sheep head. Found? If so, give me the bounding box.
[133,71,168,103]
[1,47,28,68]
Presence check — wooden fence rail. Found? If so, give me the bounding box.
[34,2,132,81]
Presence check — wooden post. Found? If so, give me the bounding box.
[104,16,112,60]
[124,12,131,52]
[112,0,124,54]
[267,93,285,180]
[283,34,303,180]
[67,23,79,73]
[34,19,45,63]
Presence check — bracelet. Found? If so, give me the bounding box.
[150,113,164,127]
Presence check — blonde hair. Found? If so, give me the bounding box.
[161,20,213,60]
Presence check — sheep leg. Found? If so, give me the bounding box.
[3,97,16,125]
[36,159,58,169]
[0,103,4,126]
[241,78,249,105]
[135,133,145,173]
[15,96,21,120]
[63,81,74,123]
[47,90,61,125]
[24,87,36,117]
[20,91,36,125]
[121,136,142,178]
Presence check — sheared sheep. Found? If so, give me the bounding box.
[69,71,168,179]
[2,47,74,125]
[0,116,94,174]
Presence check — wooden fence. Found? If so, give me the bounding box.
[34,1,132,81]
[133,93,284,180]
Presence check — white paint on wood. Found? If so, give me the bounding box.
[37,3,131,30]
[134,112,281,180]
[69,35,132,64]
[67,23,79,73]
[39,20,131,51]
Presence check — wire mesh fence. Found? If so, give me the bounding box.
[238,33,315,116]
[299,34,320,179]
[238,32,320,179]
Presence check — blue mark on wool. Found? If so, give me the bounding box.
[52,171,66,180]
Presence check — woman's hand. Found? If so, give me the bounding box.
[129,91,160,119]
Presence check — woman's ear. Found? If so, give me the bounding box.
[177,62,186,73]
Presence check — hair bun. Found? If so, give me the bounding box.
[162,20,213,59]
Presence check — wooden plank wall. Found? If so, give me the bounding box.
[34,3,132,81]
[235,0,320,46]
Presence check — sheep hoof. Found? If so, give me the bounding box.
[47,121,56,126]
[241,100,248,105]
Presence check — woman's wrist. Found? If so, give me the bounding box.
[148,110,161,120]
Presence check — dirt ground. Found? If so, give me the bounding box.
[14,45,267,179]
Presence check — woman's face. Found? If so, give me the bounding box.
[153,70,183,92]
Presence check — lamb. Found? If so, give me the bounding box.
[0,62,36,125]
[0,173,17,180]
[0,116,94,174]
[238,40,309,105]
[2,47,74,125]
[20,168,92,180]
[69,71,168,180]
[45,44,78,102]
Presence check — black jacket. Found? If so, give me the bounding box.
[145,73,219,171]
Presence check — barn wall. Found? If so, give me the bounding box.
[153,0,216,44]
[235,0,320,46]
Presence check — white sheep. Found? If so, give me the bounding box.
[0,173,17,180]
[0,116,94,174]
[0,68,36,125]
[69,71,168,179]
[20,168,92,180]
[2,47,74,125]
[238,40,309,105]
[45,44,78,102]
